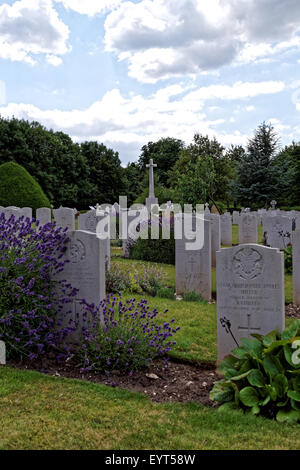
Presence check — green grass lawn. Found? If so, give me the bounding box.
[0,231,297,450]
[1,367,300,450]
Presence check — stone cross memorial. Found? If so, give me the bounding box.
[145,159,158,211]
[216,244,285,360]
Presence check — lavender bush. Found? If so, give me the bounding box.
[0,213,77,361]
[79,294,179,374]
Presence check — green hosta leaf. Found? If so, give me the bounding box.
[287,390,300,402]
[218,402,239,413]
[259,395,271,407]
[262,330,279,347]
[276,398,289,407]
[263,356,281,379]
[290,399,300,411]
[291,377,300,392]
[276,409,300,423]
[284,344,300,368]
[273,374,288,398]
[248,369,265,388]
[210,383,234,403]
[217,355,239,375]
[232,346,249,360]
[239,387,260,407]
[240,338,263,360]
[251,405,260,415]
[229,370,251,382]
[224,368,240,379]
[264,384,277,401]
[281,321,300,341]
[263,339,291,355]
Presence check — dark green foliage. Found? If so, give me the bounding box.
[0,117,126,209]
[156,287,176,300]
[0,162,50,211]
[129,235,175,265]
[182,291,206,302]
[232,122,280,207]
[284,246,293,274]
[138,137,185,187]
[210,321,300,423]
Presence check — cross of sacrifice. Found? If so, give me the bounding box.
[146,159,157,198]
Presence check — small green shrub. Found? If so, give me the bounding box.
[182,291,206,302]
[156,287,176,300]
[0,162,51,212]
[210,321,300,423]
[129,217,175,265]
[284,246,293,274]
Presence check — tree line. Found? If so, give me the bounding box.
[0,116,299,210]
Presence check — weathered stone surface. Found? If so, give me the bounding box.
[55,230,106,334]
[265,215,292,250]
[238,214,258,244]
[210,214,220,268]
[36,207,51,226]
[176,216,211,301]
[293,230,300,306]
[216,244,285,360]
[220,213,232,246]
[53,207,76,231]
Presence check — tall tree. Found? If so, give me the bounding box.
[138,137,185,187]
[233,122,280,207]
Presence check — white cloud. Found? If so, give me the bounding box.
[55,0,123,16]
[104,0,300,82]
[0,81,6,105]
[0,80,286,163]
[46,54,63,66]
[0,0,70,65]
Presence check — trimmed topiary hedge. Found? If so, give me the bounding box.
[0,162,51,212]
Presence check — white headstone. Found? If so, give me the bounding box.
[53,207,76,231]
[210,214,221,268]
[293,230,300,306]
[55,230,106,334]
[0,341,6,365]
[176,216,211,301]
[265,215,292,250]
[217,244,285,360]
[220,213,232,246]
[36,207,51,226]
[238,213,258,244]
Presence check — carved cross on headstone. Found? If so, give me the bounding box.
[187,256,197,272]
[146,159,157,198]
[238,313,261,338]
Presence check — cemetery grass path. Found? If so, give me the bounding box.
[1,366,300,450]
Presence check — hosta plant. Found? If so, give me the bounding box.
[210,320,300,423]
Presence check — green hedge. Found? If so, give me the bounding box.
[0,162,51,212]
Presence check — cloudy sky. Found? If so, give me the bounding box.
[0,0,300,164]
